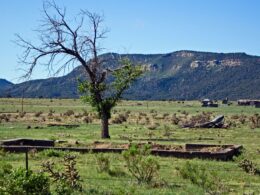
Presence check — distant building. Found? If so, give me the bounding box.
[237,99,260,106]
[255,102,260,108]
[201,99,218,107]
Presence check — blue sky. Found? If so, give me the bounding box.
[1,0,260,83]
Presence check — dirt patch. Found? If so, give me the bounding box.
[91,141,129,149]
[47,123,80,128]
[151,144,184,151]
[89,142,227,153]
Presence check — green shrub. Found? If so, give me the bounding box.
[48,109,55,117]
[42,154,82,194]
[0,162,13,188]
[123,144,160,184]
[94,153,126,177]
[41,149,64,157]
[64,110,74,116]
[178,161,227,194]
[239,159,260,175]
[234,149,260,175]
[95,153,111,173]
[249,113,260,129]
[0,168,50,195]
[19,111,26,118]
[0,162,12,176]
[0,148,7,156]
[170,113,180,125]
[111,113,128,124]
[83,116,93,123]
[163,125,172,139]
[54,180,74,195]
[34,111,43,117]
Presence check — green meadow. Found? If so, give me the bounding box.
[0,98,259,194]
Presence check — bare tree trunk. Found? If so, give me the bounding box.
[101,112,110,139]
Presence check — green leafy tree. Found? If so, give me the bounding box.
[16,1,143,138]
[78,58,142,138]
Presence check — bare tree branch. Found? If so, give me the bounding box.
[16,1,142,139]
[16,1,108,82]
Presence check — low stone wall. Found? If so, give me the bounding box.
[0,143,242,161]
[0,138,54,147]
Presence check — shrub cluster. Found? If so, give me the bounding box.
[42,154,82,194]
[239,159,260,175]
[111,113,128,124]
[0,164,50,195]
[34,111,43,117]
[95,153,111,173]
[178,161,227,194]
[249,114,260,129]
[123,144,160,184]
[63,110,75,116]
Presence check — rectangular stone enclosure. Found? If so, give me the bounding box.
[0,139,242,161]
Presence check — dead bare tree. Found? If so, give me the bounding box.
[16,1,142,138]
